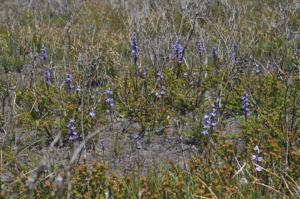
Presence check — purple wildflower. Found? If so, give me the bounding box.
[201,105,218,135]
[159,85,166,96]
[160,85,166,95]
[255,165,262,172]
[271,63,278,70]
[105,89,113,96]
[196,41,205,55]
[231,43,238,63]
[68,118,77,141]
[156,72,164,82]
[210,106,218,127]
[89,111,95,118]
[106,98,115,109]
[253,62,260,74]
[41,47,47,62]
[105,89,115,111]
[130,32,138,64]
[45,66,51,86]
[252,145,263,172]
[33,53,39,62]
[241,90,250,119]
[211,46,218,60]
[202,114,210,135]
[66,73,72,94]
[154,86,166,98]
[154,72,166,98]
[174,42,184,63]
[76,85,81,93]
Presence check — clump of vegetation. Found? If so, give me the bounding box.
[0,0,299,198]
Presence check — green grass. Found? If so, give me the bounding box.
[0,0,299,198]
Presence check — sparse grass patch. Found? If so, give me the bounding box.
[0,0,299,198]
